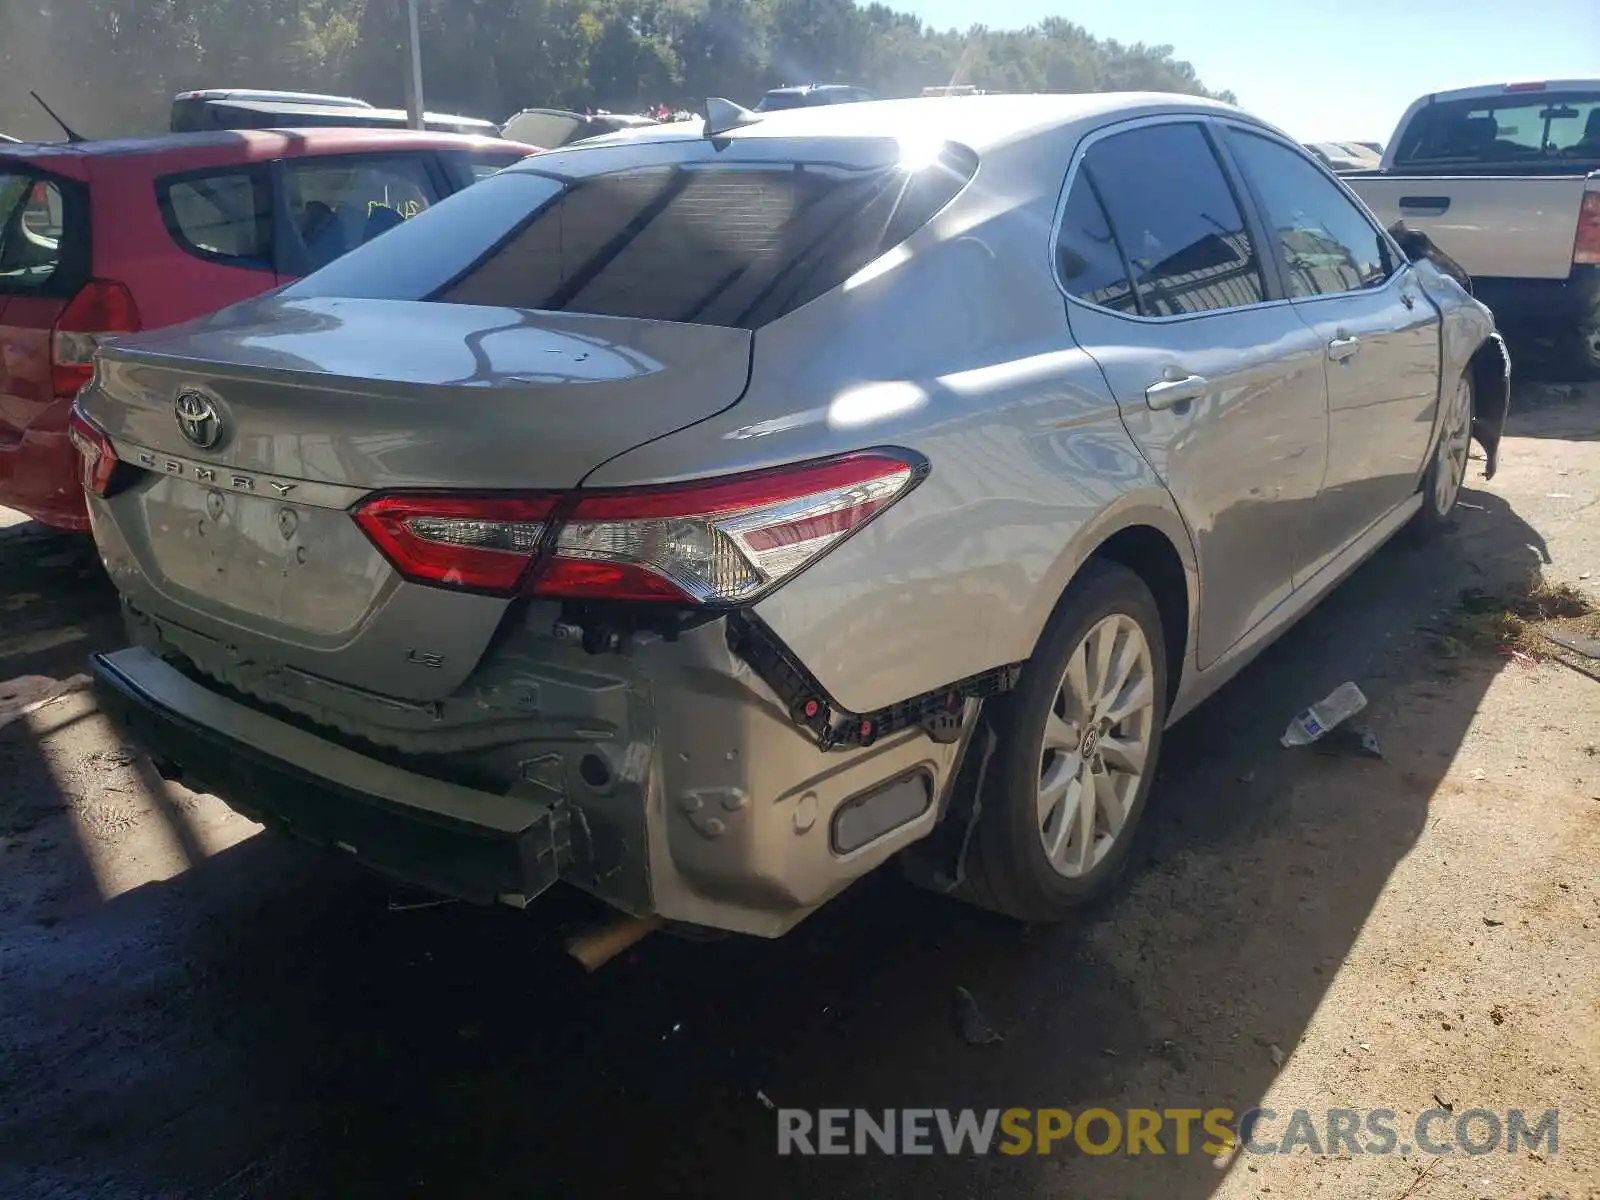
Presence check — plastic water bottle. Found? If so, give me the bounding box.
[1280,682,1368,748]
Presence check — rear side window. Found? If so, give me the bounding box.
[285,145,978,328]
[439,149,528,190]
[157,170,272,269]
[1225,131,1395,298]
[1054,174,1138,313]
[0,171,88,296]
[1074,123,1266,317]
[1394,90,1600,167]
[284,154,443,273]
[467,157,518,182]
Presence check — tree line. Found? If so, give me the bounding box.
[0,0,1232,141]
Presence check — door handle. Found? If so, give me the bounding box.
[1144,374,1208,410]
[1327,334,1361,362]
[1398,195,1451,217]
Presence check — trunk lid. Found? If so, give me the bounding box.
[87,294,751,486]
[80,295,751,701]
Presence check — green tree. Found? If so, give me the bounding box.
[0,0,1237,137]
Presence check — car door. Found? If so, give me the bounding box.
[1220,125,1443,582]
[1056,118,1331,669]
[0,166,92,524]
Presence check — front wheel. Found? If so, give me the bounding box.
[956,561,1168,921]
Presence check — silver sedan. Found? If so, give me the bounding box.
[74,93,1510,940]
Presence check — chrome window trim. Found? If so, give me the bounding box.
[1048,110,1288,326]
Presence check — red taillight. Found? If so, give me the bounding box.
[534,453,919,604]
[1575,190,1600,266]
[1501,81,1547,93]
[67,403,118,497]
[351,451,924,605]
[51,280,140,399]
[353,493,560,592]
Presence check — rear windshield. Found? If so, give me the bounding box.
[283,143,979,329]
[755,92,815,112]
[1394,90,1600,168]
[0,169,88,297]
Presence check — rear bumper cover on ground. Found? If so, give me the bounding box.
[91,648,571,906]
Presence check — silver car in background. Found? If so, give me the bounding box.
[73,94,1510,938]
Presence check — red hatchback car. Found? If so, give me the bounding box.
[0,127,537,529]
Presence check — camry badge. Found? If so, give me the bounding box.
[174,390,223,450]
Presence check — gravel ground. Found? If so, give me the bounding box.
[1,380,1596,1200]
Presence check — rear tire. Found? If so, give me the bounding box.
[1413,371,1473,537]
[956,560,1168,922]
[1554,322,1600,382]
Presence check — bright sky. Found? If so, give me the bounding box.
[895,0,1600,143]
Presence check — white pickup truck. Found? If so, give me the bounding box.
[1346,80,1600,377]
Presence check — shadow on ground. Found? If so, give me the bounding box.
[0,391,1584,1199]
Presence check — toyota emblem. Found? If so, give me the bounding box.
[174,390,223,449]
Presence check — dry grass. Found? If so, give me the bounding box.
[1435,576,1598,662]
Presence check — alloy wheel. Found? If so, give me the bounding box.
[1035,612,1156,878]
[1432,376,1472,516]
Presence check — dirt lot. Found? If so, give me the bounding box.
[1,381,1597,1200]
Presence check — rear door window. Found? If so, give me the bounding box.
[281,154,443,273]
[1224,130,1396,298]
[0,170,87,297]
[1073,122,1266,317]
[156,169,273,270]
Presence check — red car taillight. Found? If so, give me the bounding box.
[67,403,119,497]
[352,451,924,605]
[1574,190,1600,267]
[354,493,560,592]
[52,280,141,399]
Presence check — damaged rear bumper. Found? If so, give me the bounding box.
[91,624,977,937]
[91,648,572,907]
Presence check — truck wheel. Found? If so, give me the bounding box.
[956,561,1168,921]
[1413,372,1474,536]
[1555,323,1600,382]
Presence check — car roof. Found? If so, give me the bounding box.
[195,97,497,127]
[766,84,862,94]
[2,126,524,169]
[175,88,373,107]
[579,92,1255,156]
[1422,79,1600,104]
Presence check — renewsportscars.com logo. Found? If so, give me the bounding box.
[776,1107,1560,1158]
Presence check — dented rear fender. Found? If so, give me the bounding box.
[1411,259,1509,480]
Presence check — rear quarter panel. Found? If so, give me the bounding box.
[583,133,1198,714]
